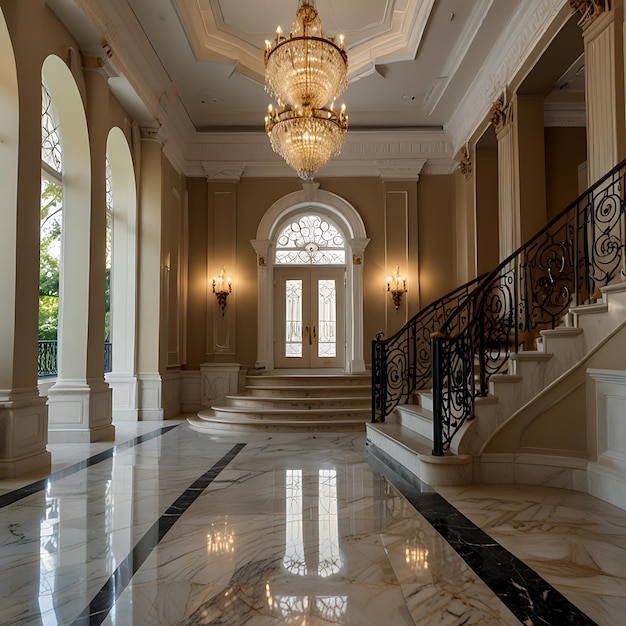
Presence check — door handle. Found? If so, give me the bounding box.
[305,326,312,345]
[312,326,316,341]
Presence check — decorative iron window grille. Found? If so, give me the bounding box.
[275,214,345,265]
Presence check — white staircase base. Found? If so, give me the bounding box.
[188,372,371,433]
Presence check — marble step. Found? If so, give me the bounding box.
[212,405,371,421]
[245,373,370,387]
[245,384,371,398]
[189,412,367,433]
[395,404,433,441]
[225,394,371,409]
[365,421,472,486]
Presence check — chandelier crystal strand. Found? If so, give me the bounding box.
[264,0,348,180]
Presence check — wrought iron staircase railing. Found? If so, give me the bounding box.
[372,273,487,422]
[431,158,626,455]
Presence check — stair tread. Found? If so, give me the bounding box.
[570,302,608,314]
[195,413,367,425]
[367,421,433,455]
[540,327,584,337]
[228,394,371,401]
[397,404,433,421]
[246,379,372,391]
[510,351,553,361]
[213,406,369,415]
[600,281,626,294]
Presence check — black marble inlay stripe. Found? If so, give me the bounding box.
[71,442,246,626]
[366,447,598,626]
[0,424,181,509]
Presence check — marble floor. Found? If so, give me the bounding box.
[0,420,624,625]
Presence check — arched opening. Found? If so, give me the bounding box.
[41,55,99,438]
[0,9,20,389]
[106,127,139,421]
[252,183,369,373]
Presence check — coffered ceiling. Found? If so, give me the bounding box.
[46,0,581,177]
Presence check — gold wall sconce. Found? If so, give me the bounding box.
[387,265,407,310]
[212,267,232,316]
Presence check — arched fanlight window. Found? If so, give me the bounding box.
[275,214,345,265]
[41,85,62,176]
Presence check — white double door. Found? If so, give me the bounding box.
[274,267,346,369]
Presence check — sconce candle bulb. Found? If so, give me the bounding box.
[386,264,407,310]
[212,267,232,316]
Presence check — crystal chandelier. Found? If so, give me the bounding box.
[264,0,348,180]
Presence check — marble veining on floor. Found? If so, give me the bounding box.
[0,422,623,624]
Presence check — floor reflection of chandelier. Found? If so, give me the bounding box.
[264,0,348,181]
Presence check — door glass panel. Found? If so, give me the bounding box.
[285,279,303,358]
[317,279,336,358]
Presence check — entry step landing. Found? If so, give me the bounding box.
[188,372,372,433]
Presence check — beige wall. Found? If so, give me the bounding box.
[475,144,500,275]
[544,126,587,220]
[417,174,458,306]
[185,174,459,369]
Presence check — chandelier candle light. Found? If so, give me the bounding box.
[264,0,348,180]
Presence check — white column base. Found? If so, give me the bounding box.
[350,359,367,373]
[105,373,138,422]
[137,373,164,421]
[0,389,50,479]
[47,379,114,443]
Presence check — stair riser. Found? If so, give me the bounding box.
[396,409,433,441]
[192,420,365,433]
[214,409,370,421]
[226,397,371,409]
[416,392,433,413]
[246,387,371,398]
[246,376,370,387]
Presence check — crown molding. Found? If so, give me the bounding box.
[543,101,587,126]
[446,0,571,151]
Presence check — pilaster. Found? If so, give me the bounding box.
[572,0,626,183]
[136,133,166,419]
[491,96,521,261]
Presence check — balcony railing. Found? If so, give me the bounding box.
[37,341,112,377]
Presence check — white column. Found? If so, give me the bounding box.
[136,132,166,420]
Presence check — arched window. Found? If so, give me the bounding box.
[39,85,63,362]
[275,214,345,265]
[104,157,113,372]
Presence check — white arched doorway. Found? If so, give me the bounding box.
[251,183,369,373]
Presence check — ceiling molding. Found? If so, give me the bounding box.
[423,0,494,114]
[543,101,586,126]
[177,128,453,178]
[176,0,436,85]
[446,0,570,152]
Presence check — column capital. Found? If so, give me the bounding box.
[569,0,610,31]
[459,146,472,180]
[489,96,513,137]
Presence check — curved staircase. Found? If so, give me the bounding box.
[367,159,626,489]
[188,372,371,433]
